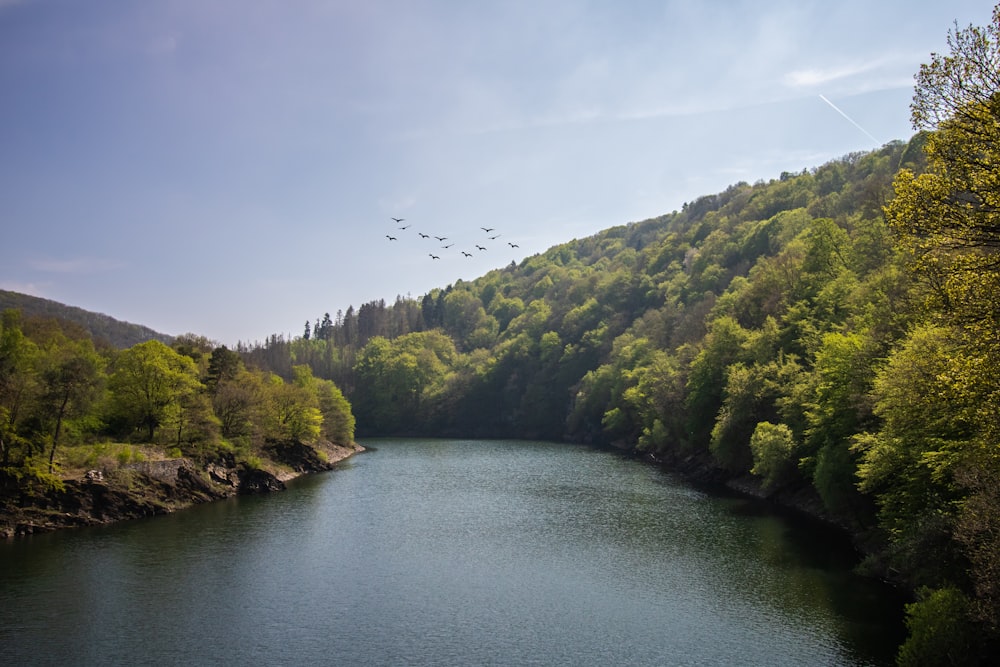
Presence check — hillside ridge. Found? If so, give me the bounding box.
[0,289,173,349]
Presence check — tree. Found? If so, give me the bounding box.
[442,289,495,350]
[39,339,104,472]
[887,7,1000,335]
[853,326,974,548]
[0,310,39,465]
[910,7,1000,131]
[316,378,355,445]
[749,421,797,490]
[275,366,323,442]
[318,312,334,341]
[107,340,201,442]
[897,587,984,666]
[205,345,243,391]
[881,7,1000,656]
[710,363,763,472]
[802,331,875,522]
[685,316,748,450]
[212,368,263,440]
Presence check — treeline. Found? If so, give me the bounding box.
[0,312,355,496]
[240,9,1000,662]
[0,289,174,349]
[246,141,914,447]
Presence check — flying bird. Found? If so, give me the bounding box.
[391,217,405,223]
[462,251,473,257]
[386,235,397,241]
[429,254,440,259]
[481,227,494,232]
[489,235,501,240]
[399,224,411,229]
[418,232,430,238]
[442,243,454,248]
[508,242,519,248]
[434,236,448,241]
[476,245,486,251]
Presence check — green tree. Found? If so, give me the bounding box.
[710,363,763,472]
[749,421,797,490]
[255,370,322,443]
[954,448,1000,633]
[897,587,984,667]
[352,332,454,434]
[800,331,875,521]
[853,326,973,581]
[0,310,39,465]
[881,8,1000,656]
[205,345,243,391]
[442,289,495,350]
[107,340,201,442]
[38,338,105,472]
[212,368,263,440]
[887,7,1000,336]
[316,377,355,445]
[685,316,748,450]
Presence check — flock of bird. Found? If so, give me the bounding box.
[385,217,519,260]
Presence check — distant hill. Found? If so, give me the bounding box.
[0,290,173,349]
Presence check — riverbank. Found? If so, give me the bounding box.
[0,441,364,539]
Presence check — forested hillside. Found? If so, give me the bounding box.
[239,9,1000,662]
[0,290,173,349]
[246,138,920,463]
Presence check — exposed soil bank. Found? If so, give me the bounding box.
[0,441,364,539]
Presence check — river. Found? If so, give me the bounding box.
[0,438,904,666]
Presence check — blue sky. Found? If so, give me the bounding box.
[0,1,993,346]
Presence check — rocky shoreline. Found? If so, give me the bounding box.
[0,441,364,539]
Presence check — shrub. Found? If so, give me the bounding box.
[897,587,984,666]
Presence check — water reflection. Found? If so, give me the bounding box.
[1,438,903,666]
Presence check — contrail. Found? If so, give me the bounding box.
[819,94,879,144]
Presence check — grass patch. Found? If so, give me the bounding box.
[59,442,157,477]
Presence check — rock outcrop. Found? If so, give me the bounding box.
[0,441,364,538]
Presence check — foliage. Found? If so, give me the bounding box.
[106,341,202,443]
[0,309,356,495]
[749,421,797,490]
[887,7,1000,340]
[897,587,985,666]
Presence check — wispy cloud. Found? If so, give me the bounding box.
[783,53,922,94]
[784,62,881,88]
[27,257,128,274]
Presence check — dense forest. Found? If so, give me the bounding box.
[237,10,1000,664]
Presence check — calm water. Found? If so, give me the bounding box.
[0,439,904,666]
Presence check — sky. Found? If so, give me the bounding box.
[1,0,994,346]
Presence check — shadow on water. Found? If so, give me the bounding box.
[676,479,909,661]
[585,442,908,663]
[2,438,907,666]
